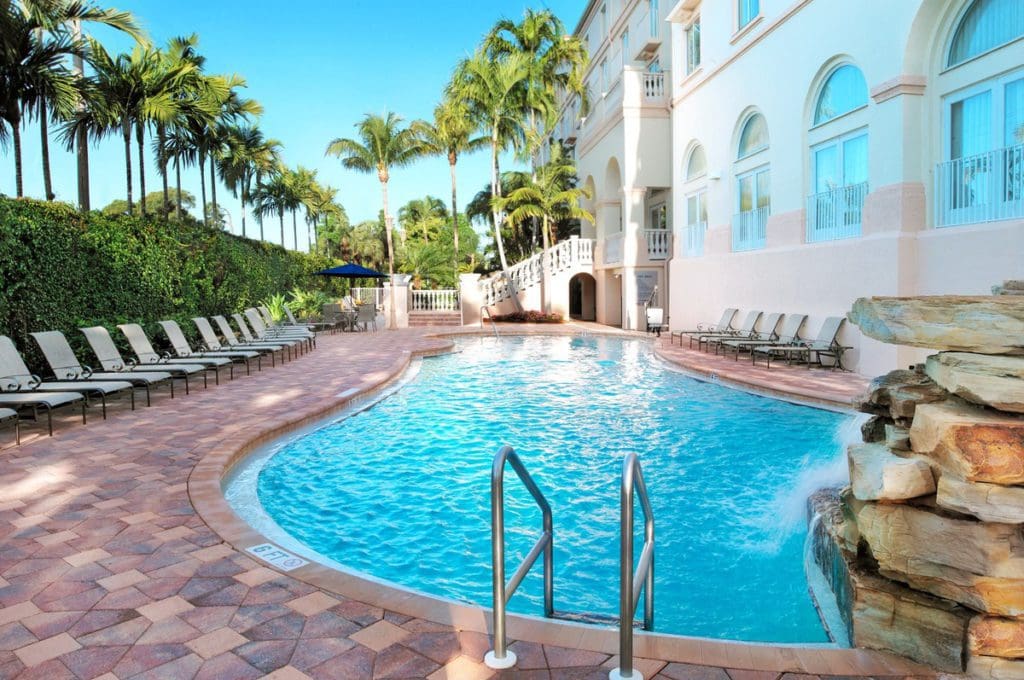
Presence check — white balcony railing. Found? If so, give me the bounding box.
[642,72,666,101]
[683,222,706,257]
[732,207,769,252]
[935,143,1024,227]
[806,182,868,242]
[604,233,624,264]
[480,237,595,306]
[411,289,459,311]
[643,229,671,260]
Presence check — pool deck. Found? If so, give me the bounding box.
[0,325,926,680]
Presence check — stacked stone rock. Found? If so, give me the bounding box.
[817,295,1024,678]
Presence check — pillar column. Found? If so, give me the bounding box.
[383,274,411,329]
[460,273,482,326]
[621,186,648,330]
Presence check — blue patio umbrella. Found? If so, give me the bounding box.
[314,263,388,278]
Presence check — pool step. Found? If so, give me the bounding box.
[551,610,643,628]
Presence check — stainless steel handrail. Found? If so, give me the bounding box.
[611,453,655,680]
[484,445,553,670]
[480,305,499,338]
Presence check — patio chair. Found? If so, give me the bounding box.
[670,308,737,347]
[81,325,206,393]
[157,320,250,377]
[718,312,786,360]
[212,315,289,364]
[244,309,311,351]
[192,317,269,371]
[283,304,320,332]
[31,330,174,407]
[645,307,667,336]
[696,310,762,352]
[0,407,18,444]
[118,323,225,385]
[354,303,377,332]
[0,391,85,437]
[751,316,850,370]
[233,314,301,358]
[0,335,131,419]
[320,303,346,334]
[257,306,316,345]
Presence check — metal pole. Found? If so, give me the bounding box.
[484,446,517,670]
[618,456,635,679]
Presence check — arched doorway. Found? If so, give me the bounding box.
[569,273,597,321]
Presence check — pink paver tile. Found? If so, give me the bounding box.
[189,544,235,563]
[92,498,127,510]
[97,569,147,591]
[286,592,339,616]
[348,619,410,652]
[10,514,48,529]
[234,567,279,587]
[120,511,157,525]
[35,530,79,547]
[15,632,81,667]
[427,655,495,680]
[136,595,194,622]
[264,666,315,680]
[0,601,42,626]
[63,548,111,568]
[186,627,249,659]
[153,526,194,542]
[543,645,609,668]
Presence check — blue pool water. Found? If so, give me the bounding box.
[241,336,851,643]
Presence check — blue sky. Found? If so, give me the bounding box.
[1,0,587,249]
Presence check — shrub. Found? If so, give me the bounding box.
[0,197,342,371]
[491,310,563,323]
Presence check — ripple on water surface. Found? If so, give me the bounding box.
[254,336,849,643]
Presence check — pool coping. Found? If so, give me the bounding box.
[188,327,927,677]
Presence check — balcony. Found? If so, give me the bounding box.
[732,207,768,252]
[806,182,868,242]
[683,222,706,257]
[641,72,666,102]
[643,229,671,260]
[935,143,1024,227]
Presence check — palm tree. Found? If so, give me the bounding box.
[305,182,338,253]
[494,143,593,311]
[287,165,316,250]
[412,99,487,281]
[449,49,530,309]
[397,195,447,244]
[326,112,422,329]
[219,124,280,238]
[11,0,144,203]
[0,7,78,197]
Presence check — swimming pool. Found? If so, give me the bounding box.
[226,336,852,643]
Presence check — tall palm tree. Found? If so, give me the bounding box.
[305,182,338,253]
[13,0,144,203]
[219,124,280,239]
[412,99,487,281]
[252,165,294,246]
[494,143,593,311]
[287,165,316,249]
[326,112,422,330]
[449,49,529,310]
[0,7,78,197]
[397,195,447,244]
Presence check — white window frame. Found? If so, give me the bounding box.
[649,202,667,230]
[942,69,1023,161]
[736,165,771,215]
[811,128,869,193]
[685,16,701,75]
[601,4,608,39]
[944,0,1024,71]
[650,0,660,38]
[738,0,760,31]
[621,30,630,69]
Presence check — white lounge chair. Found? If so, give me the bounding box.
[80,325,207,393]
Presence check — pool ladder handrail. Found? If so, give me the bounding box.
[480,305,499,338]
[612,453,655,680]
[484,445,553,670]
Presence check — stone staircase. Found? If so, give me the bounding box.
[480,236,594,306]
[408,311,462,327]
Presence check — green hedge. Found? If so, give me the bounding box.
[0,197,340,371]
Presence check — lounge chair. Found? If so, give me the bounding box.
[718,312,786,360]
[670,308,738,347]
[0,407,18,444]
[158,319,254,377]
[81,325,206,393]
[0,335,131,418]
[752,316,849,369]
[244,309,311,351]
[212,315,289,364]
[256,307,315,346]
[232,313,300,358]
[31,330,174,407]
[118,323,226,385]
[192,317,270,370]
[0,391,85,436]
[282,304,321,332]
[696,310,762,352]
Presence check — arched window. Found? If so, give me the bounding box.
[737,114,768,158]
[685,145,707,181]
[948,0,1024,68]
[814,65,868,125]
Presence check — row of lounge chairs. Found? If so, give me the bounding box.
[0,306,315,445]
[669,308,851,370]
